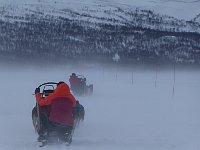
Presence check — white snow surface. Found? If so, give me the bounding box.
[0,64,200,150]
[0,0,199,20]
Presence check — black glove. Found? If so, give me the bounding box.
[35,88,40,94]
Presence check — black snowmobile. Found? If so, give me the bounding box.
[32,82,85,147]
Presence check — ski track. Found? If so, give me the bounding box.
[0,64,200,150]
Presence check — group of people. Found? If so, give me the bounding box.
[32,80,85,146]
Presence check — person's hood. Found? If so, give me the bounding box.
[54,82,71,96]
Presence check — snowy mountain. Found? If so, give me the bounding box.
[1,0,200,33]
[0,0,200,63]
[194,13,200,23]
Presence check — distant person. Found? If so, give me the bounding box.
[69,73,85,95]
[69,73,80,89]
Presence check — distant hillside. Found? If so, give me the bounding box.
[0,0,200,64]
[194,14,200,23]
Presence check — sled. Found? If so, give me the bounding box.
[32,82,85,146]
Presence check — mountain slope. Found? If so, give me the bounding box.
[194,13,200,23]
[1,0,200,20]
[0,0,200,64]
[1,0,200,33]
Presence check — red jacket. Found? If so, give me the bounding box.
[35,82,77,126]
[69,76,81,87]
[35,82,76,107]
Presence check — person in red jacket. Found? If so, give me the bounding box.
[69,73,81,93]
[69,73,86,96]
[35,81,77,145]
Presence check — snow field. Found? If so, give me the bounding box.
[0,64,200,150]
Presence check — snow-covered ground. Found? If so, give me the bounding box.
[0,64,200,150]
[0,0,199,20]
[1,0,200,33]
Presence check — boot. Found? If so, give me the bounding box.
[37,134,46,142]
[64,132,72,146]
